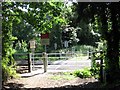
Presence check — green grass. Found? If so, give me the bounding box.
[50,75,75,80]
[49,72,75,80]
[49,67,93,81]
[50,75,62,80]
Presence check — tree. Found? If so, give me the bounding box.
[76,20,100,46]
[12,2,68,52]
[62,26,79,47]
[2,2,69,82]
[74,2,120,83]
[67,3,100,47]
[2,2,19,82]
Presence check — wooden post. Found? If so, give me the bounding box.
[91,52,95,68]
[88,48,91,60]
[100,51,104,83]
[28,53,32,72]
[42,52,48,73]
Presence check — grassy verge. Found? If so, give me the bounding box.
[49,72,75,80]
[49,75,75,80]
[49,68,93,81]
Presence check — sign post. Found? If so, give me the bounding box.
[42,52,48,73]
[41,33,49,73]
[41,33,49,45]
[41,33,50,52]
[64,41,68,60]
[29,39,36,71]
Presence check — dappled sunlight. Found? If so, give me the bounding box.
[2,2,120,89]
[3,69,120,89]
[3,74,100,89]
[3,79,120,89]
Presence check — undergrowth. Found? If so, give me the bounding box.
[71,68,92,78]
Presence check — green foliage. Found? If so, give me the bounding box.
[13,53,28,61]
[90,50,105,79]
[75,45,95,51]
[15,40,28,53]
[90,67,100,79]
[3,2,120,84]
[11,2,70,52]
[12,19,34,42]
[24,2,67,33]
[96,40,107,51]
[2,2,19,82]
[35,37,44,53]
[2,2,70,83]
[73,2,120,83]
[73,45,96,56]
[62,27,79,46]
[72,68,92,78]
[2,59,18,82]
[76,20,100,46]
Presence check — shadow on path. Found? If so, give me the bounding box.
[3,81,120,90]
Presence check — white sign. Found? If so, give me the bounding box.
[41,39,50,45]
[29,40,35,49]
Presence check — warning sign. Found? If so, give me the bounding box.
[41,33,50,45]
[41,33,49,39]
[41,39,50,45]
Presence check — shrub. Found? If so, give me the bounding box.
[72,68,92,78]
[2,58,19,83]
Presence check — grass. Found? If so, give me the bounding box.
[50,75,75,80]
[49,67,93,81]
[49,72,75,80]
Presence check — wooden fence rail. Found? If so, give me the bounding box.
[14,52,75,73]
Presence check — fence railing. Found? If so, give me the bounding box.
[14,52,74,61]
[14,52,75,72]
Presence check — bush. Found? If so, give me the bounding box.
[2,48,19,83]
[2,59,19,83]
[72,68,92,78]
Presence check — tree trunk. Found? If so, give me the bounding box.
[105,3,120,83]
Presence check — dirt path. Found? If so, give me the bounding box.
[4,72,100,89]
[2,59,104,89]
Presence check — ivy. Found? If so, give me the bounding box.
[2,2,18,82]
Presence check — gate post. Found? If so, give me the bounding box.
[88,48,91,60]
[42,52,48,73]
[28,53,32,72]
[99,51,104,83]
